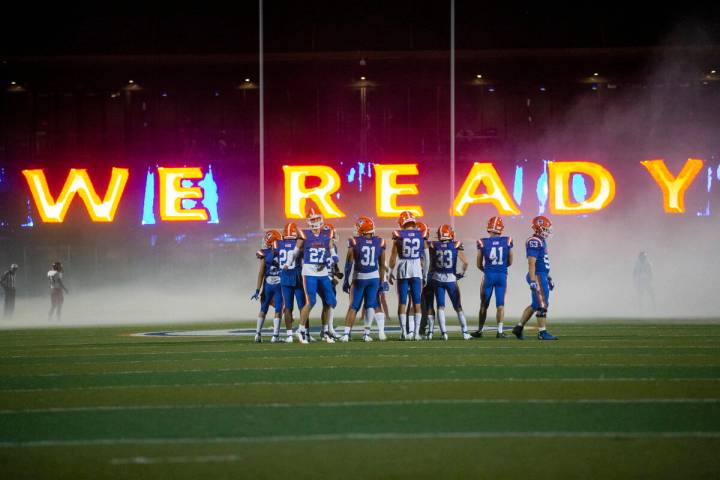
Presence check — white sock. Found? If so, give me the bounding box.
[399,314,407,334]
[438,309,447,334]
[427,315,435,335]
[272,317,281,335]
[328,310,335,333]
[365,308,375,335]
[299,324,306,334]
[376,312,386,334]
[458,311,468,333]
[414,314,422,336]
[256,316,265,334]
[407,315,415,336]
[539,327,546,332]
[344,326,351,335]
[497,322,503,334]
[323,324,329,333]
[286,329,293,337]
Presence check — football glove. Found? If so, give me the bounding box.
[251,289,260,300]
[342,281,351,294]
[529,281,539,291]
[548,276,555,291]
[456,272,465,280]
[382,281,390,292]
[388,272,396,285]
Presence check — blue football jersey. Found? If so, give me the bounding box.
[393,229,425,260]
[525,235,550,273]
[257,247,280,278]
[431,240,464,275]
[477,236,513,274]
[300,228,331,266]
[275,238,301,281]
[349,236,385,274]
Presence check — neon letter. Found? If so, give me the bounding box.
[548,161,616,214]
[22,168,129,222]
[374,164,424,217]
[452,163,519,216]
[283,165,345,219]
[158,167,209,221]
[641,159,704,213]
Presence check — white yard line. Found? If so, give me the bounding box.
[1,398,719,414]
[3,377,720,393]
[2,431,719,450]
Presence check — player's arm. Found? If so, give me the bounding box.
[388,242,398,284]
[57,276,69,294]
[507,249,513,267]
[285,238,303,269]
[422,242,430,284]
[342,248,354,293]
[379,249,387,285]
[253,256,265,299]
[458,250,469,276]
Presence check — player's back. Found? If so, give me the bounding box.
[478,236,513,273]
[351,236,384,271]
[393,229,424,260]
[431,240,461,275]
[525,235,549,273]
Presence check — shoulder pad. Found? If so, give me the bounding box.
[526,237,542,248]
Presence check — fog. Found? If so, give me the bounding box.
[2,24,719,331]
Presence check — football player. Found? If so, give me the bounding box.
[340,216,386,342]
[284,207,340,343]
[251,229,283,343]
[48,261,69,321]
[388,211,429,341]
[512,216,558,340]
[473,216,514,338]
[415,222,436,339]
[321,223,343,340]
[429,225,470,340]
[275,222,305,343]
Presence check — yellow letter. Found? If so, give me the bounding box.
[22,168,129,222]
[283,165,345,219]
[374,164,424,218]
[548,161,616,214]
[452,163,519,216]
[640,159,703,213]
[158,167,209,221]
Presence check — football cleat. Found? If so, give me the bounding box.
[363,334,373,342]
[414,334,422,341]
[406,332,415,341]
[285,335,294,344]
[307,334,317,343]
[254,333,262,343]
[441,332,449,341]
[322,333,336,343]
[295,330,308,344]
[496,332,508,339]
[339,334,350,343]
[427,332,433,340]
[270,335,279,343]
[512,325,525,340]
[470,330,483,338]
[378,332,387,341]
[538,330,559,341]
[462,332,472,340]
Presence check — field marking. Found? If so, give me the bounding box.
[3,362,719,379]
[3,377,720,393]
[1,398,719,415]
[2,344,719,360]
[2,431,720,450]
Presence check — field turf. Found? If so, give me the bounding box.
[1,321,719,479]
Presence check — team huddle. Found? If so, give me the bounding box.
[252,208,558,343]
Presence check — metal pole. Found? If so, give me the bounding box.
[450,0,456,228]
[259,0,265,230]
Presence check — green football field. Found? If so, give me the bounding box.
[1,321,719,479]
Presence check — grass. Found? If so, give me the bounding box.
[0,321,719,479]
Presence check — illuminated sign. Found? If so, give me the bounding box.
[22,168,129,222]
[19,159,712,224]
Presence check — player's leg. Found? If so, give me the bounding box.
[536,274,557,340]
[342,280,362,341]
[281,286,295,343]
[435,282,449,340]
[423,282,436,339]
[271,285,283,343]
[376,290,388,340]
[317,276,337,343]
[362,278,380,341]
[397,279,409,340]
[408,278,422,339]
[494,273,508,338]
[298,276,317,344]
[447,282,470,339]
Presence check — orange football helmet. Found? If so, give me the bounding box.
[532,215,552,238]
[306,206,324,229]
[356,216,375,235]
[437,224,454,241]
[397,210,416,227]
[487,216,504,234]
[416,221,429,239]
[264,229,282,247]
[282,222,298,239]
[323,222,337,240]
